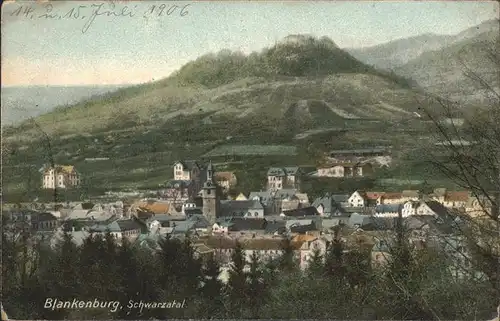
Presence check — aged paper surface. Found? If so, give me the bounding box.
[1,1,499,320]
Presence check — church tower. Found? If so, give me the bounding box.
[202,161,220,225]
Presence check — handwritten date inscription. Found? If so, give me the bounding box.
[9,2,191,33]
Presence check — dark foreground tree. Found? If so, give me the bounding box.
[226,241,247,317]
[246,251,267,318]
[306,246,324,277]
[418,33,500,297]
[199,253,226,318]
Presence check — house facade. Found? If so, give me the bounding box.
[248,191,274,215]
[431,189,469,209]
[271,189,309,214]
[158,180,195,206]
[42,165,80,189]
[348,191,366,207]
[377,193,402,205]
[204,235,326,270]
[293,235,328,270]
[206,237,299,265]
[173,160,204,181]
[173,160,206,195]
[88,219,143,243]
[348,191,382,207]
[317,163,373,178]
[317,165,346,178]
[312,195,345,217]
[8,210,59,233]
[267,167,301,192]
[347,191,385,207]
[400,200,447,217]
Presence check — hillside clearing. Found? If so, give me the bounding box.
[203,144,298,157]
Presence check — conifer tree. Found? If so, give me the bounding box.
[246,251,265,318]
[155,235,183,318]
[227,241,247,317]
[115,237,142,320]
[154,236,204,318]
[199,253,226,318]
[102,230,120,301]
[278,236,298,273]
[178,237,203,318]
[39,232,80,319]
[325,238,345,279]
[78,233,101,299]
[307,247,324,277]
[132,242,162,320]
[180,238,203,295]
[385,213,432,320]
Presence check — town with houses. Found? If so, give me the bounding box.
[4,146,492,281]
[2,2,499,318]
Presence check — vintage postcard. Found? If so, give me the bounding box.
[1,0,500,320]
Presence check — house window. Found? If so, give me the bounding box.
[254,212,258,217]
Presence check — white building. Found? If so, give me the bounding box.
[42,165,80,189]
[173,160,203,181]
[267,167,301,192]
[348,191,366,207]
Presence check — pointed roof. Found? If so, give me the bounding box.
[235,193,248,200]
[42,164,76,174]
[267,166,301,176]
[175,160,204,171]
[312,195,343,214]
[204,160,216,184]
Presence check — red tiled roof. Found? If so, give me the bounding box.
[365,192,386,200]
[382,192,403,200]
[444,191,469,202]
[215,171,236,181]
[134,201,170,214]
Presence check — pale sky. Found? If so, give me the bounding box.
[1,1,498,86]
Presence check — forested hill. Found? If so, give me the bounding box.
[2,34,449,194]
[4,34,422,142]
[394,29,500,104]
[167,34,412,88]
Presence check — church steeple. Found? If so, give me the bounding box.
[202,160,219,225]
[206,161,214,183]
